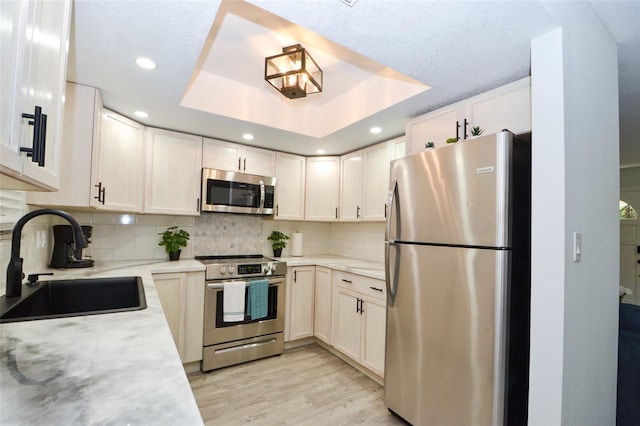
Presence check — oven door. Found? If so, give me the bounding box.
[203,277,285,346]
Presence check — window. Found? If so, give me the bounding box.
[620,200,638,220]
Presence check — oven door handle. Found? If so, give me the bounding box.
[207,281,279,289]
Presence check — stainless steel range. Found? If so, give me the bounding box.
[196,255,287,372]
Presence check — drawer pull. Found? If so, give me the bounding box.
[341,279,352,284]
[369,286,383,292]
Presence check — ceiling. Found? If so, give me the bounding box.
[67,0,639,166]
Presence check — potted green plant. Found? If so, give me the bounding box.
[425,141,435,149]
[267,231,289,258]
[470,126,485,137]
[158,226,190,261]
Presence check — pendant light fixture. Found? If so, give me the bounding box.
[265,44,323,99]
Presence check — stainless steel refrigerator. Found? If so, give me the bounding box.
[384,130,531,425]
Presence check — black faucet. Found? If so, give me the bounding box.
[5,209,88,298]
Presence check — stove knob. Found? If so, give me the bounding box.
[228,266,235,274]
[220,266,227,275]
[263,265,271,273]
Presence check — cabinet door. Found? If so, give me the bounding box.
[305,157,340,221]
[289,266,315,341]
[274,152,306,220]
[154,273,184,353]
[464,77,531,137]
[242,145,276,176]
[0,0,71,190]
[145,128,202,215]
[362,142,394,221]
[18,0,71,189]
[313,266,332,344]
[92,110,145,211]
[332,287,361,361]
[202,138,242,172]
[361,296,386,377]
[405,103,462,156]
[27,82,100,208]
[340,150,363,221]
[182,271,205,363]
[153,271,205,364]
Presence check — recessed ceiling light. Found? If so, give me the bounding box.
[316,149,326,154]
[242,133,254,141]
[370,127,382,134]
[135,57,156,70]
[134,111,149,118]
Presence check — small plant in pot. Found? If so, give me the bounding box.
[158,226,190,261]
[470,126,484,137]
[267,231,289,258]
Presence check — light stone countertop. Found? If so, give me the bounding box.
[277,256,385,281]
[0,259,205,426]
[0,256,382,425]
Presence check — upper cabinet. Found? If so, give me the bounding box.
[340,138,401,222]
[92,109,146,212]
[305,157,340,221]
[274,152,306,220]
[406,77,531,156]
[202,138,276,177]
[145,128,202,216]
[27,82,101,208]
[30,82,203,216]
[0,0,72,190]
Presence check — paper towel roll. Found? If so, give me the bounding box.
[290,231,304,257]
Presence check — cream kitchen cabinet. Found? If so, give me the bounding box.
[202,137,276,177]
[30,100,146,211]
[274,152,306,220]
[340,140,397,222]
[313,266,332,344]
[153,271,205,364]
[339,150,363,221]
[331,271,386,377]
[305,156,340,221]
[145,128,202,215]
[27,82,101,208]
[285,266,315,341]
[0,0,71,190]
[91,109,146,212]
[406,77,531,156]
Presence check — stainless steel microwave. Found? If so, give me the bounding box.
[201,168,276,215]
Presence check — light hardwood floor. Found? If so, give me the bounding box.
[188,344,407,425]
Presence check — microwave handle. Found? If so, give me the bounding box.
[259,180,265,213]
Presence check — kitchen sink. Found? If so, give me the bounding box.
[0,276,146,323]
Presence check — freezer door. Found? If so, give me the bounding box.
[388,131,512,247]
[384,243,509,426]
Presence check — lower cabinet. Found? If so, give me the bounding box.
[313,267,332,344]
[331,271,386,377]
[153,271,205,364]
[285,266,315,341]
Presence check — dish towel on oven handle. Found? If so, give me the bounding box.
[248,279,269,320]
[223,281,246,322]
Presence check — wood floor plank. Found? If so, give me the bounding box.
[188,344,407,425]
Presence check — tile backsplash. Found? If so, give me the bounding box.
[1,191,386,293]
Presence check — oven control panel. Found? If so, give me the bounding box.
[238,264,262,275]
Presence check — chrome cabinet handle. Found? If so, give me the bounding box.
[94,182,106,204]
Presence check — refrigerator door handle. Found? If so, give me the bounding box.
[385,179,398,242]
[385,178,399,306]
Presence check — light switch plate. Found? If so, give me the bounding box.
[573,232,582,262]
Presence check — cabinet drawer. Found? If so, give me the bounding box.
[334,271,386,300]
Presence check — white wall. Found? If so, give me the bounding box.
[529,3,620,425]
